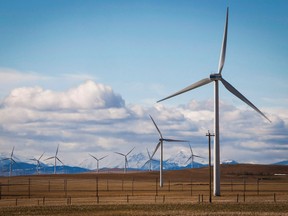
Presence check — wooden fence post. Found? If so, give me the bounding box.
[96,177,99,197]
[28,178,31,199]
[155,178,158,196]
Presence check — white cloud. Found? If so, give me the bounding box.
[3,80,125,110]
[0,80,287,166]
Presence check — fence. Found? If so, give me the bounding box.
[0,176,287,206]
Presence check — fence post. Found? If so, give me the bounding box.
[64,179,67,198]
[132,178,134,196]
[155,178,158,196]
[0,183,2,200]
[243,179,246,202]
[28,178,31,199]
[127,195,129,203]
[236,194,239,203]
[43,197,45,205]
[163,195,165,203]
[257,179,260,195]
[274,193,276,202]
[96,177,99,197]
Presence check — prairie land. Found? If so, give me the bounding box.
[0,164,287,215]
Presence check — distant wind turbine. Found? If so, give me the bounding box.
[45,145,64,174]
[115,147,135,173]
[149,115,188,187]
[89,154,108,173]
[2,146,16,177]
[30,152,45,175]
[186,143,202,169]
[157,7,271,196]
[142,148,157,171]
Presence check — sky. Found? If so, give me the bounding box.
[0,0,287,169]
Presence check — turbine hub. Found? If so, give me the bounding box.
[210,73,222,81]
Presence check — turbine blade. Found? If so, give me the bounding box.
[89,154,98,161]
[56,144,59,156]
[185,156,192,164]
[221,78,271,122]
[189,143,193,154]
[115,152,125,157]
[56,157,64,165]
[45,156,54,161]
[193,155,203,159]
[11,146,15,157]
[126,147,135,156]
[142,159,150,168]
[157,78,212,103]
[162,138,188,142]
[149,115,163,139]
[99,155,108,161]
[151,141,161,159]
[39,152,45,160]
[146,148,151,159]
[218,7,229,74]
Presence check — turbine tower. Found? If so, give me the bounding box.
[185,143,202,168]
[157,7,270,196]
[89,154,108,173]
[30,152,45,175]
[115,147,134,173]
[45,144,64,174]
[149,115,188,187]
[2,146,16,177]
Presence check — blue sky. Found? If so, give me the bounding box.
[0,0,287,169]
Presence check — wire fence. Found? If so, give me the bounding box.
[0,176,287,206]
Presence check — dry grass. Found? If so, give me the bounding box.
[0,164,287,215]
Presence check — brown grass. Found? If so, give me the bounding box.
[0,164,287,215]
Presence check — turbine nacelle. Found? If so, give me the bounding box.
[210,73,222,81]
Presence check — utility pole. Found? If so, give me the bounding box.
[206,130,215,203]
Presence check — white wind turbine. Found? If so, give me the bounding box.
[157,7,271,196]
[89,154,108,173]
[115,147,135,173]
[30,152,45,175]
[142,148,157,171]
[2,146,16,177]
[45,145,64,174]
[186,143,202,169]
[149,115,188,187]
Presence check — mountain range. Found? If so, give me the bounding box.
[0,151,287,176]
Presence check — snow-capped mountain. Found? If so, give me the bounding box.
[221,159,238,165]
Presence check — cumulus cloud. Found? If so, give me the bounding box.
[3,80,125,110]
[0,80,287,166]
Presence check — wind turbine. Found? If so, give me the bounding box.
[149,115,188,187]
[157,7,271,196]
[2,146,16,177]
[30,152,45,175]
[45,145,64,174]
[89,154,108,173]
[115,147,135,173]
[142,148,157,171]
[186,143,202,168]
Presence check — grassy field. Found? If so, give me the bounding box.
[0,203,288,216]
[0,164,287,215]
